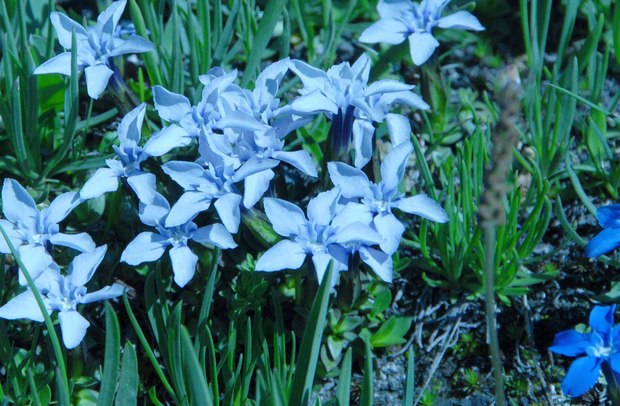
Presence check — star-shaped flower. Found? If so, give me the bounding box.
[0,179,95,254]
[34,0,154,99]
[328,142,448,254]
[550,305,620,397]
[360,0,484,65]
[0,245,125,349]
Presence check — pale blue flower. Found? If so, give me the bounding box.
[33,0,154,99]
[80,103,171,201]
[0,178,95,254]
[360,0,484,65]
[0,245,125,349]
[288,54,428,167]
[586,205,620,258]
[121,189,237,287]
[255,188,382,283]
[550,305,620,397]
[328,142,448,255]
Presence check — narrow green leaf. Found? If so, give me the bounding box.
[241,0,287,87]
[98,303,121,406]
[289,264,334,405]
[336,348,352,406]
[181,327,214,406]
[129,0,163,85]
[115,342,138,406]
[360,334,373,406]
[614,3,620,65]
[402,347,415,406]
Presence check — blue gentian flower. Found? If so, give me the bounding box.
[359,0,485,65]
[549,305,620,397]
[0,245,125,349]
[33,0,154,99]
[152,68,240,147]
[288,54,428,167]
[586,205,620,258]
[0,178,95,254]
[121,189,237,287]
[255,188,382,283]
[162,152,279,231]
[328,142,448,255]
[80,103,173,201]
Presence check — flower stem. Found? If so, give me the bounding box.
[603,363,620,406]
[108,69,140,115]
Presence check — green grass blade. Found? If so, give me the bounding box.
[289,264,334,405]
[129,0,163,86]
[614,3,620,65]
[402,347,415,406]
[335,348,352,406]
[98,302,121,406]
[241,0,287,87]
[181,327,214,406]
[359,335,373,406]
[114,342,138,406]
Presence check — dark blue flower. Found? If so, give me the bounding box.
[549,305,620,397]
[586,205,620,257]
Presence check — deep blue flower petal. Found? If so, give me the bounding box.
[597,205,620,229]
[561,356,601,398]
[589,305,616,338]
[549,330,591,357]
[585,228,620,257]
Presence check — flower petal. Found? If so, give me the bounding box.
[561,356,601,398]
[243,170,274,209]
[80,167,120,200]
[255,240,307,272]
[377,0,413,20]
[137,191,170,226]
[192,223,237,249]
[359,18,409,44]
[327,162,370,199]
[271,150,318,177]
[169,245,198,287]
[153,86,192,122]
[373,213,405,255]
[263,198,307,237]
[359,246,393,282]
[353,119,376,169]
[333,222,382,246]
[380,141,413,195]
[0,219,23,254]
[165,192,212,228]
[33,52,73,76]
[0,290,46,322]
[214,193,242,233]
[67,245,107,287]
[549,330,591,357]
[2,178,37,224]
[589,305,616,337]
[49,12,88,49]
[585,228,620,257]
[80,284,125,304]
[307,188,341,226]
[44,192,80,225]
[143,125,193,157]
[109,35,154,56]
[162,161,213,191]
[596,205,620,229]
[437,11,485,31]
[49,232,96,253]
[408,32,440,66]
[59,310,90,349]
[84,64,114,99]
[121,232,168,265]
[290,90,339,115]
[18,245,55,286]
[386,113,412,146]
[394,194,448,222]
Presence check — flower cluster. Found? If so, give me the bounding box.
[360,0,485,65]
[0,179,124,349]
[3,0,452,348]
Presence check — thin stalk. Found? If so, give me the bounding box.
[603,363,620,406]
[482,225,505,405]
